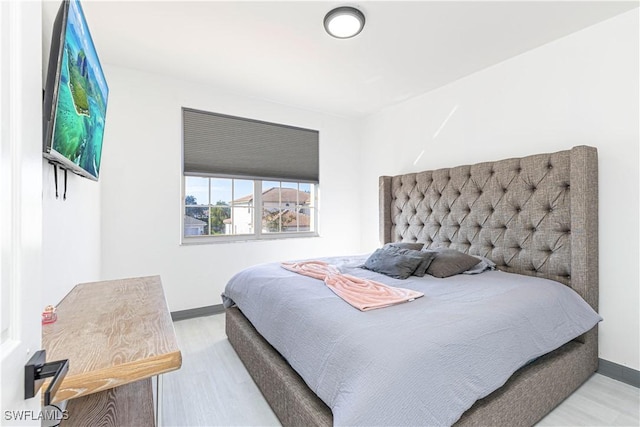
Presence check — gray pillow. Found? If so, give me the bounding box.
[384,246,437,277]
[384,242,424,251]
[425,249,481,278]
[363,247,425,279]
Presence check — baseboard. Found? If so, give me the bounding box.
[171,304,224,321]
[598,358,640,388]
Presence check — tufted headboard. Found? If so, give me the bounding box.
[379,146,598,311]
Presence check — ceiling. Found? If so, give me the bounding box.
[42,1,638,118]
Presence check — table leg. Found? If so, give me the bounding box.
[155,374,163,426]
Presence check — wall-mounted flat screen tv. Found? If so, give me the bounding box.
[43,0,108,181]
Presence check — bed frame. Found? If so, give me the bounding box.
[226,145,598,426]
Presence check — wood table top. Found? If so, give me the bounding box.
[42,275,182,403]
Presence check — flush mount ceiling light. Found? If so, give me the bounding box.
[324,6,365,39]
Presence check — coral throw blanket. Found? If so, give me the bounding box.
[281,260,424,311]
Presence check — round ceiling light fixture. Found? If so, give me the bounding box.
[324,6,365,39]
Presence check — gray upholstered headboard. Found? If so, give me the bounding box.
[379,145,598,311]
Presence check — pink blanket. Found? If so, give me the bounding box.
[281,260,424,311]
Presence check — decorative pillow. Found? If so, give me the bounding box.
[385,246,437,277]
[363,247,425,279]
[463,256,497,275]
[384,242,424,251]
[425,249,481,278]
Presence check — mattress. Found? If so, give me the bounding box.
[222,255,601,426]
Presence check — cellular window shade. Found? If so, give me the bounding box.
[183,108,319,183]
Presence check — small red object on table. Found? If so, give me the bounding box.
[42,305,57,324]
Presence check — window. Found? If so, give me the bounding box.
[182,108,319,242]
[184,177,317,240]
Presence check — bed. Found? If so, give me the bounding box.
[224,145,599,426]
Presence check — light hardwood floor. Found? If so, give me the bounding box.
[162,315,640,427]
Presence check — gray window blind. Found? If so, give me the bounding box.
[183,108,319,183]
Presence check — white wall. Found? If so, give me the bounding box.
[359,10,639,370]
[41,167,101,305]
[41,4,102,306]
[100,66,362,312]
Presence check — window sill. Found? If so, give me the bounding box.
[180,232,320,245]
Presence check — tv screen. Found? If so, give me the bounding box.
[43,0,108,181]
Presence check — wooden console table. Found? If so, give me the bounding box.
[42,276,182,426]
